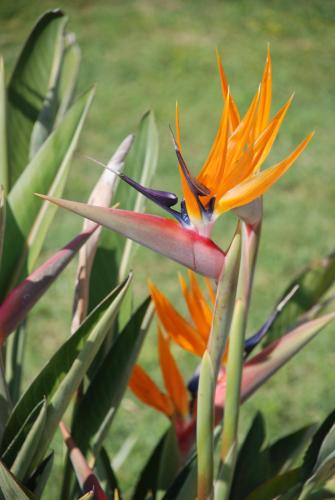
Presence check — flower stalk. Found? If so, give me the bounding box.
[196,230,241,499]
[215,219,261,499]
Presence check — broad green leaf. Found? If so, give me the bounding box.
[230,412,271,500]
[0,87,95,298]
[25,452,54,498]
[269,424,316,475]
[163,455,197,500]
[302,411,335,492]
[55,32,81,125]
[0,461,32,499]
[133,426,178,500]
[0,59,8,193]
[246,468,302,500]
[5,322,26,405]
[10,398,47,481]
[1,399,44,468]
[26,88,95,276]
[72,298,152,454]
[88,111,158,312]
[158,425,180,491]
[1,275,131,462]
[6,10,66,184]
[303,411,335,479]
[264,252,335,346]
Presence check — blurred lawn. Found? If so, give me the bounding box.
[1,0,335,497]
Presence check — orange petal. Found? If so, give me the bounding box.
[255,46,272,137]
[158,329,189,417]
[178,272,211,341]
[217,132,314,212]
[215,49,240,130]
[198,92,231,192]
[188,271,212,330]
[216,88,260,199]
[149,281,206,356]
[252,94,293,173]
[176,103,202,222]
[129,365,174,417]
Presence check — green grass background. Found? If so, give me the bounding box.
[1,0,335,497]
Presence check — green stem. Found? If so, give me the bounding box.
[196,229,241,500]
[197,351,215,500]
[215,219,261,500]
[207,229,241,379]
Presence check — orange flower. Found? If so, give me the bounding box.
[129,328,189,419]
[175,48,313,233]
[149,272,230,363]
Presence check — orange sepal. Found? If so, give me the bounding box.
[217,132,314,212]
[158,329,189,417]
[255,46,272,137]
[215,49,240,130]
[129,365,174,417]
[149,281,206,356]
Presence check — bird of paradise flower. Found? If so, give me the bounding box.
[37,49,313,279]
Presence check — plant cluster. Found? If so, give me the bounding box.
[0,10,334,500]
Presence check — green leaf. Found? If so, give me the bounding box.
[0,461,32,499]
[1,275,131,463]
[55,32,81,125]
[264,252,335,346]
[0,87,95,298]
[303,411,335,479]
[246,468,302,500]
[10,398,47,481]
[269,424,316,475]
[72,298,152,454]
[230,412,271,500]
[5,323,27,405]
[0,58,8,193]
[133,425,180,500]
[163,454,197,500]
[1,399,45,468]
[95,448,121,499]
[6,9,66,184]
[302,411,335,491]
[88,111,158,312]
[25,452,54,498]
